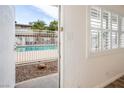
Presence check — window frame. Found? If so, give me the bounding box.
[86,6,124,58]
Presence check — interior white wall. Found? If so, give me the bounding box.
[0,6,15,88]
[62,5,124,88]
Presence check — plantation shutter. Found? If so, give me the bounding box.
[120,17,124,48]
[90,7,101,52]
[111,14,118,48]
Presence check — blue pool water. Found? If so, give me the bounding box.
[16,45,57,52]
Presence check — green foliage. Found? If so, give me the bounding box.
[30,20,58,32]
[31,20,46,31]
[48,20,58,31]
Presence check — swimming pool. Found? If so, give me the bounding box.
[16,45,57,52]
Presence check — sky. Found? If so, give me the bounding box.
[15,5,58,25]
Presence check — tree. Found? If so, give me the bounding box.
[31,20,46,31]
[48,20,58,31]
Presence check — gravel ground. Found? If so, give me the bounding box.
[16,60,58,83]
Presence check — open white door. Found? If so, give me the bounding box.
[0,5,15,88]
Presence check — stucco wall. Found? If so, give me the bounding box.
[62,5,124,88]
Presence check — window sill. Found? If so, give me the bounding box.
[87,48,124,59]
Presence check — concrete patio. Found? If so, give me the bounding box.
[15,73,59,88]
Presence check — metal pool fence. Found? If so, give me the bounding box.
[15,32,58,64]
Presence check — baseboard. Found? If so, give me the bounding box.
[94,72,124,88]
